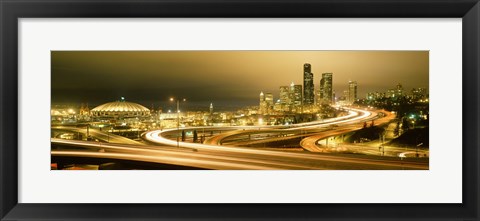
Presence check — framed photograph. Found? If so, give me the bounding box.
[1,0,479,220]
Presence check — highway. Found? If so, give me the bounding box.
[183,108,372,146]
[328,143,429,157]
[52,108,428,170]
[156,108,377,149]
[299,110,395,152]
[52,138,428,170]
[52,126,144,145]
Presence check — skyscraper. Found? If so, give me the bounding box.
[303,63,314,105]
[265,93,274,114]
[290,82,303,108]
[319,73,333,104]
[279,86,290,105]
[259,92,274,115]
[259,92,267,114]
[348,81,357,104]
[278,83,302,112]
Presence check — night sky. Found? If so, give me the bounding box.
[52,51,428,109]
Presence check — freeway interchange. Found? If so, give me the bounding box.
[52,107,429,170]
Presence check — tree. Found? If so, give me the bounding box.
[193,130,198,143]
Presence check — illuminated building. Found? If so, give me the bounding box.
[303,63,315,105]
[278,86,291,112]
[277,82,302,112]
[348,81,357,104]
[366,92,375,101]
[274,99,283,111]
[412,88,428,101]
[259,92,267,114]
[319,72,333,104]
[279,86,290,104]
[78,103,91,121]
[90,97,150,119]
[385,83,405,100]
[290,82,303,111]
[265,92,274,114]
[259,92,274,115]
[386,89,395,98]
[79,103,90,116]
[396,83,404,98]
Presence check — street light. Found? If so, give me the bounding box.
[170,97,186,147]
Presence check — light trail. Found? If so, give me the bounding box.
[52,108,427,170]
[52,139,319,170]
[299,110,396,153]
[52,139,428,170]
[52,150,280,170]
[146,107,374,148]
[52,126,144,145]
[142,109,427,169]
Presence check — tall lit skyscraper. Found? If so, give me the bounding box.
[259,92,267,114]
[348,81,357,104]
[279,86,290,105]
[303,63,314,105]
[319,72,333,104]
[265,93,274,114]
[290,82,303,107]
[278,83,302,112]
[259,92,274,115]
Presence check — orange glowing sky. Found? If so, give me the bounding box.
[52,51,428,107]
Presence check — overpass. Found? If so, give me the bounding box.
[52,138,428,170]
[52,126,144,145]
[299,110,396,152]
[52,108,428,170]
[157,108,378,148]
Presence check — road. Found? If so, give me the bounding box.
[299,110,395,152]
[331,143,429,157]
[52,126,144,145]
[52,108,428,170]
[199,107,373,146]
[52,138,428,170]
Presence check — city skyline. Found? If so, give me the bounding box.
[52,51,429,107]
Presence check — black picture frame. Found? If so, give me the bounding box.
[1,0,479,220]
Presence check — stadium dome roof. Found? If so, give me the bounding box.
[91,99,150,118]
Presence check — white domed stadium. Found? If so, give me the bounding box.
[91,98,150,118]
